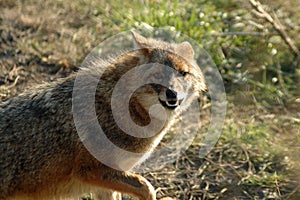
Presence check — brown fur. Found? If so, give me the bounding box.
[0,32,205,200]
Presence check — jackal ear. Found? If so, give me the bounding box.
[176,41,195,60]
[131,31,151,57]
[131,31,148,48]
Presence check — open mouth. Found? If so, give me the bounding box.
[159,99,179,110]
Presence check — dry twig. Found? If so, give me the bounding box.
[249,0,300,68]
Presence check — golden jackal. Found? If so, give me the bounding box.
[0,32,206,200]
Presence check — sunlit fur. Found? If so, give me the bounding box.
[0,32,205,200]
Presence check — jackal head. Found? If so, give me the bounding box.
[128,32,206,125]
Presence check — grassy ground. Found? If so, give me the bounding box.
[1,0,300,199]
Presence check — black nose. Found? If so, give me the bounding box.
[166,89,178,105]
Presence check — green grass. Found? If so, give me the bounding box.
[104,0,300,104]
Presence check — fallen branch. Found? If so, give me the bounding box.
[249,0,300,68]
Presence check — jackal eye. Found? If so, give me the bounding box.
[179,71,188,77]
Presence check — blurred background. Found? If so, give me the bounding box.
[0,0,299,199]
